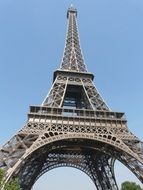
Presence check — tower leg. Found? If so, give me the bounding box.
[87,154,118,190]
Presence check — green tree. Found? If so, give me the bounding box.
[121,181,142,190]
[4,178,20,190]
[0,169,20,190]
[0,169,5,188]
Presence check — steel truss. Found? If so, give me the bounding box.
[0,5,143,190]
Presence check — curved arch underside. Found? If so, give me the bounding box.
[8,138,143,190]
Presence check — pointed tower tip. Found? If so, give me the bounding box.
[67,5,77,18]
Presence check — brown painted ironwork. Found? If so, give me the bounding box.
[0,6,143,190]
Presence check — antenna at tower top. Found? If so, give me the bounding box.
[67,4,77,18]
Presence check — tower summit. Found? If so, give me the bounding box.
[61,5,86,72]
[67,5,77,18]
[1,7,143,190]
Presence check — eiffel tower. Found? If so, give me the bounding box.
[1,6,143,190]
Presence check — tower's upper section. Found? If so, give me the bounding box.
[60,6,87,72]
[67,5,77,18]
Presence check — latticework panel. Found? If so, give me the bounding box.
[42,75,68,107]
[82,78,109,110]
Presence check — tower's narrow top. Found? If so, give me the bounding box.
[60,6,87,72]
[67,5,77,18]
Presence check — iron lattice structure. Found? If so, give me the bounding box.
[1,6,143,190]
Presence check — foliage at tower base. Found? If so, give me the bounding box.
[121,181,142,190]
[0,169,20,190]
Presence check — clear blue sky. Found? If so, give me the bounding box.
[0,0,143,189]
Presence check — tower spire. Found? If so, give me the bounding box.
[60,6,87,72]
[67,5,77,18]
